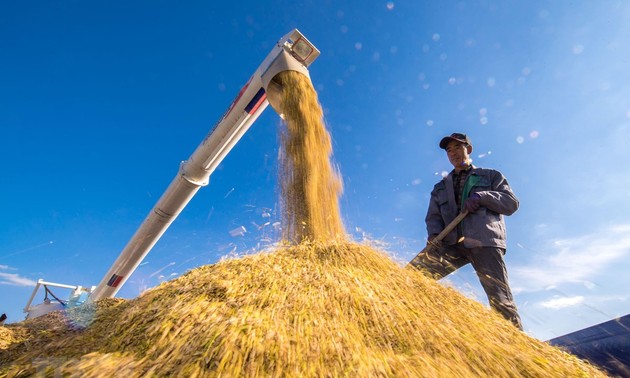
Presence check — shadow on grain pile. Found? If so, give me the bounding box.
[0,71,607,377]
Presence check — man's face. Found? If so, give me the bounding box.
[445,140,471,169]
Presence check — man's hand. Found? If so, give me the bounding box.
[464,193,481,212]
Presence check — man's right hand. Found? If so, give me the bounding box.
[464,193,481,212]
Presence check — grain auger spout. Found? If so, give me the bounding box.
[24,29,320,317]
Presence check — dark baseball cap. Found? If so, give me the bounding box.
[439,133,472,149]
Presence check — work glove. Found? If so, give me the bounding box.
[464,193,481,213]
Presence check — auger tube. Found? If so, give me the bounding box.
[89,29,319,301]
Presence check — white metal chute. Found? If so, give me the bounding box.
[88,29,320,301]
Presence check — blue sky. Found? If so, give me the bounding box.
[1,1,629,341]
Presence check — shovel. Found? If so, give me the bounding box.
[408,210,469,269]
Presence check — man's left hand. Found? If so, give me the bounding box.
[465,193,481,212]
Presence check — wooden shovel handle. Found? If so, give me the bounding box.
[430,210,469,244]
[408,210,469,268]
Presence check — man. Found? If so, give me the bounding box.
[415,132,522,329]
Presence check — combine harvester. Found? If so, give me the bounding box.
[23,29,319,319]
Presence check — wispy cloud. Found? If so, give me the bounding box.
[513,225,630,291]
[0,271,37,287]
[540,296,584,309]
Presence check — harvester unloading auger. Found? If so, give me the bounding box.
[23,29,320,319]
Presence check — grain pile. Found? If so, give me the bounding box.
[0,71,607,377]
